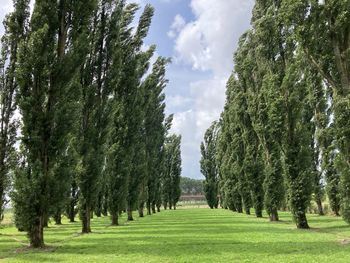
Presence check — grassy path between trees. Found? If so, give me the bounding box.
[1,208,350,262]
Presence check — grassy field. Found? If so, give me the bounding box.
[1,208,350,262]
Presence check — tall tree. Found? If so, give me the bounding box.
[123,4,155,221]
[163,134,182,209]
[200,121,220,209]
[106,2,156,224]
[0,0,29,222]
[14,0,95,247]
[144,57,169,215]
[217,78,243,213]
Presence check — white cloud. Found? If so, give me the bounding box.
[0,0,13,36]
[167,95,193,109]
[169,0,254,178]
[167,14,186,39]
[174,0,254,76]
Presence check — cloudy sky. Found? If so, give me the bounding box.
[0,0,254,179]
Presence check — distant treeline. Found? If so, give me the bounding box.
[180,177,204,196]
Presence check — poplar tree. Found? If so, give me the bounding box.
[217,0,315,228]
[163,134,182,209]
[123,5,155,221]
[0,0,29,221]
[14,0,95,247]
[245,3,287,221]
[144,57,169,215]
[200,121,220,209]
[169,135,182,209]
[217,78,243,213]
[286,0,350,223]
[107,3,156,224]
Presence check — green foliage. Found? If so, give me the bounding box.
[13,0,96,247]
[163,134,182,209]
[284,0,350,224]
[0,0,29,222]
[143,56,170,215]
[200,121,220,209]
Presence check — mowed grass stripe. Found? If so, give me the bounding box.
[1,208,350,262]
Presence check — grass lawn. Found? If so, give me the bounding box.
[1,208,350,262]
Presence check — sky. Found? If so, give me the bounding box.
[0,0,254,179]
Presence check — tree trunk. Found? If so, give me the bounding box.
[127,206,133,221]
[245,208,250,215]
[295,212,310,229]
[111,212,118,226]
[255,210,263,218]
[29,215,44,248]
[270,209,279,222]
[102,198,108,217]
[157,206,161,213]
[152,203,156,214]
[54,212,62,225]
[96,210,101,218]
[316,198,324,216]
[69,206,75,223]
[82,206,91,233]
[147,202,151,215]
[139,203,144,217]
[334,208,340,217]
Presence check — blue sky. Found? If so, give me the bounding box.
[139,0,254,179]
[0,0,254,179]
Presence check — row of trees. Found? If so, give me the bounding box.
[201,0,350,229]
[0,0,182,248]
[180,177,204,196]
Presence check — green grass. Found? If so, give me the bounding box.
[1,208,350,262]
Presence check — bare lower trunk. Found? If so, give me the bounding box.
[316,198,324,216]
[29,215,44,248]
[96,210,101,218]
[127,206,133,221]
[157,206,161,213]
[69,202,75,222]
[295,212,309,229]
[111,212,118,226]
[147,201,151,215]
[270,209,279,222]
[335,209,340,216]
[255,210,263,218]
[54,212,62,225]
[152,203,156,214]
[139,203,144,217]
[82,206,91,233]
[245,208,250,215]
